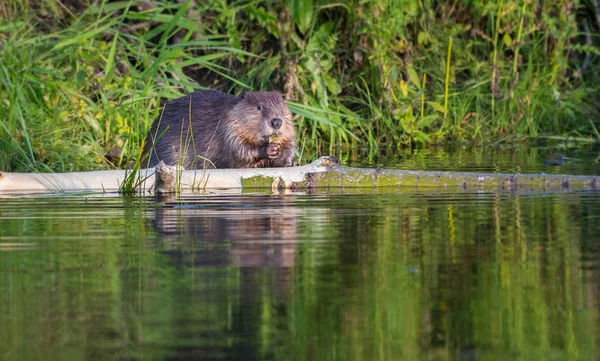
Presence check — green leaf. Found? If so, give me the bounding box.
[290,0,313,34]
[159,0,192,45]
[416,114,438,128]
[406,65,421,89]
[140,48,180,78]
[324,75,341,95]
[306,21,334,52]
[85,1,132,14]
[414,130,431,143]
[51,21,113,51]
[417,31,430,45]
[105,32,119,82]
[177,53,231,69]
[287,102,358,140]
[428,101,447,114]
[287,102,360,119]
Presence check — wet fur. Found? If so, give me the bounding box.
[142,90,296,169]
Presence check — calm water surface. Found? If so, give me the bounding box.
[1,148,599,361]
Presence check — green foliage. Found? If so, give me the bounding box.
[290,0,314,34]
[0,0,599,171]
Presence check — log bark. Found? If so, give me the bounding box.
[0,156,598,195]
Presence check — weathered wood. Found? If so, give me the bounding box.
[0,157,334,194]
[304,162,599,190]
[0,156,597,195]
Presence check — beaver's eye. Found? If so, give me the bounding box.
[257,105,262,111]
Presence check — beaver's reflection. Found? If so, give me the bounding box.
[140,194,301,361]
[151,194,299,268]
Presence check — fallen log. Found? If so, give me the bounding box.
[0,156,598,195]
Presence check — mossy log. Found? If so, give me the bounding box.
[0,156,598,195]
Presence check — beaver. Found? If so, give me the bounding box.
[142,90,296,169]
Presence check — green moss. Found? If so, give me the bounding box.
[241,176,280,189]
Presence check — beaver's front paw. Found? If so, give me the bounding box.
[265,143,281,159]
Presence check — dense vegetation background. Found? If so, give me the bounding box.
[1,0,599,172]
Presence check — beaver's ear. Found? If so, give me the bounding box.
[240,91,247,100]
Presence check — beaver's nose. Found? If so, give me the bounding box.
[270,118,282,129]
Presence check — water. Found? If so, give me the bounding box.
[1,148,599,361]
[345,144,600,175]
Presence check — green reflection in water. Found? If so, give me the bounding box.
[0,190,598,361]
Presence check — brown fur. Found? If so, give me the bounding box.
[142,90,296,169]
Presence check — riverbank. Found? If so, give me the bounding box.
[1,0,599,172]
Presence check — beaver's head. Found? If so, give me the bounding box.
[228,91,295,146]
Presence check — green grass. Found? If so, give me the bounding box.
[0,0,599,172]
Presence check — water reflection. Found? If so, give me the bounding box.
[345,145,600,175]
[152,194,299,268]
[0,187,599,361]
